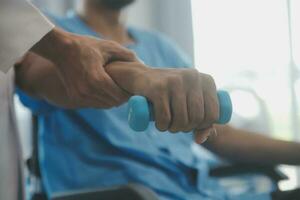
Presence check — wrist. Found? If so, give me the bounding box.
[105,61,152,94]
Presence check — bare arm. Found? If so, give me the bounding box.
[203,125,300,166]
[22,27,136,108]
[16,56,221,135]
[15,52,84,109]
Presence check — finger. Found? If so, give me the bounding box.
[194,127,214,144]
[200,93,219,129]
[61,76,118,109]
[152,92,171,132]
[91,70,130,106]
[169,91,189,133]
[69,79,117,108]
[196,77,219,130]
[100,72,131,104]
[184,92,205,132]
[211,126,218,137]
[101,41,137,63]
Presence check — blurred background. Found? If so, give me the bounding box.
[16,0,300,192]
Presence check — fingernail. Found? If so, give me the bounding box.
[196,135,209,144]
[201,136,209,143]
[211,128,218,137]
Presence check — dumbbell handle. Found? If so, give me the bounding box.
[128,90,233,132]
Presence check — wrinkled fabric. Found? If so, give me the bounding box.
[18,12,273,200]
[0,0,53,72]
[0,69,24,200]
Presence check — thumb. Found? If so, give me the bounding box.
[194,126,216,144]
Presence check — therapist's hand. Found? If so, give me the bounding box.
[15,52,131,109]
[106,61,220,142]
[30,28,135,108]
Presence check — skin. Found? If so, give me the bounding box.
[76,0,219,136]
[15,0,300,165]
[25,0,138,109]
[15,55,300,165]
[18,0,220,139]
[92,0,136,10]
[16,54,219,136]
[204,125,300,166]
[77,0,135,44]
[105,61,219,134]
[30,28,135,108]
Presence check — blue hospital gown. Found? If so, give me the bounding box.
[18,12,273,200]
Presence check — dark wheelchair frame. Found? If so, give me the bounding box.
[28,116,288,200]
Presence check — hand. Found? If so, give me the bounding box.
[16,52,131,109]
[30,28,136,108]
[105,61,220,142]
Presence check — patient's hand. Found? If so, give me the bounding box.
[106,62,219,143]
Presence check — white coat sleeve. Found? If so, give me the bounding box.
[0,0,54,73]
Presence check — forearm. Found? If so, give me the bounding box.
[203,125,300,166]
[15,53,77,108]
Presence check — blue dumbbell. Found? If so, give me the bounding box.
[128,90,233,132]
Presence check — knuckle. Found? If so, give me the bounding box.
[151,81,168,96]
[203,74,217,89]
[97,74,108,84]
[184,68,199,79]
[77,85,90,99]
[88,71,104,84]
[101,40,120,51]
[104,40,118,47]
[92,74,110,89]
[205,112,219,124]
[148,91,159,102]
[127,50,137,59]
[157,81,167,91]
[178,69,199,85]
[168,75,183,88]
[203,73,214,82]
